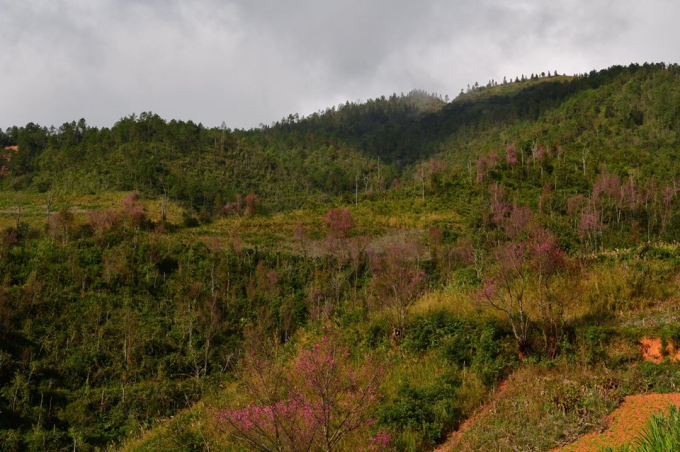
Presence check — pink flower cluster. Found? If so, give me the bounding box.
[216,334,385,451]
[368,429,392,451]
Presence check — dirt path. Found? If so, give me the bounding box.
[552,393,680,452]
[433,381,508,452]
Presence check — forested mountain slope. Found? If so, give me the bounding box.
[2,63,680,452]
[2,63,679,215]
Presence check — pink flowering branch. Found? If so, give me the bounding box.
[215,333,385,452]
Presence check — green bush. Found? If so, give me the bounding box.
[403,310,471,353]
[471,324,512,386]
[378,370,462,449]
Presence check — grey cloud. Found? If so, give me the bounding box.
[0,0,678,130]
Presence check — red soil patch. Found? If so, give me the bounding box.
[433,381,508,452]
[553,393,680,452]
[639,336,680,363]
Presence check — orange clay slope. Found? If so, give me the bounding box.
[552,393,680,452]
[639,336,680,363]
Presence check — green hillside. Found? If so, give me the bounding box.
[2,62,680,452]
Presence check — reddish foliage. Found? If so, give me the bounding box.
[663,184,677,207]
[493,241,527,274]
[478,228,576,356]
[223,194,243,215]
[368,430,392,451]
[255,261,279,291]
[535,144,547,163]
[122,192,139,209]
[489,184,510,224]
[369,238,426,334]
[88,208,121,234]
[48,207,75,243]
[391,178,404,189]
[244,192,259,216]
[428,158,446,174]
[429,227,443,249]
[475,152,499,183]
[622,177,642,210]
[504,204,534,239]
[293,221,307,242]
[578,203,602,240]
[121,192,146,226]
[127,204,145,226]
[567,195,586,217]
[323,208,354,238]
[452,237,476,266]
[487,185,534,239]
[530,227,573,279]
[592,170,621,201]
[505,145,519,165]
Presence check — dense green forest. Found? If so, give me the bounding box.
[3,62,680,451]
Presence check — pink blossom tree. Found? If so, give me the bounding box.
[122,191,146,227]
[323,208,354,239]
[428,158,447,192]
[504,204,534,239]
[215,333,386,452]
[244,192,259,216]
[478,241,532,355]
[486,184,533,239]
[369,238,426,338]
[223,194,243,216]
[661,182,678,233]
[478,227,577,357]
[323,208,354,262]
[475,152,499,183]
[488,183,510,224]
[530,228,580,357]
[48,206,75,245]
[505,145,519,166]
[321,208,361,311]
[578,201,603,251]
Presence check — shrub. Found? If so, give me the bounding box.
[471,324,512,386]
[378,370,462,449]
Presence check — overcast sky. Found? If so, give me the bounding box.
[1,0,678,130]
